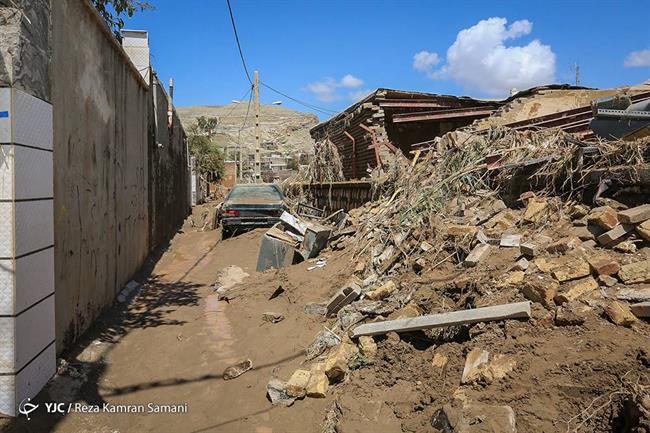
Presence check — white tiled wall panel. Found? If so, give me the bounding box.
[0,259,14,316]
[14,248,53,315]
[13,146,53,200]
[14,200,53,257]
[14,342,55,416]
[0,315,15,372]
[0,144,13,201]
[12,89,53,150]
[0,88,10,143]
[14,295,54,372]
[0,202,13,258]
[0,375,16,417]
[0,343,55,417]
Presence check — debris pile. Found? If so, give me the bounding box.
[270,127,650,431]
[256,207,352,272]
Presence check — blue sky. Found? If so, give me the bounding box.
[124,0,650,119]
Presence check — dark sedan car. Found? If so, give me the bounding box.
[219,183,287,237]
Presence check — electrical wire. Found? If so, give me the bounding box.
[226,0,252,84]
[260,82,337,116]
[226,0,337,118]
[219,86,253,120]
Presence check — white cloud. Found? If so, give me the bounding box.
[412,50,440,73]
[340,74,364,88]
[306,78,339,102]
[307,74,365,102]
[414,17,556,96]
[624,49,650,67]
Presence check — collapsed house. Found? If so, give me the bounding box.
[310,83,650,180]
[309,88,501,179]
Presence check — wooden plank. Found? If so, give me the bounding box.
[351,301,531,338]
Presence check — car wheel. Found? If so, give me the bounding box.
[222,226,231,239]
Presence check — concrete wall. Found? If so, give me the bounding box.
[148,74,190,249]
[51,0,150,350]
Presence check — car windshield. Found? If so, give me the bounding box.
[227,186,282,201]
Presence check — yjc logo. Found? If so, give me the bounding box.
[18,398,39,420]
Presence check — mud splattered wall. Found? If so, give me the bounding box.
[51,0,150,351]
[148,75,190,250]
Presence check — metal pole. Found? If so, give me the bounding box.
[254,70,261,182]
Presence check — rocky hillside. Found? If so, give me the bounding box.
[176,103,320,155]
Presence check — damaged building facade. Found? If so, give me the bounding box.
[311,84,650,181]
[0,0,190,416]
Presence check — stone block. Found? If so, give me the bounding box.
[604,301,637,327]
[618,259,650,284]
[587,255,620,276]
[552,258,590,282]
[554,276,598,305]
[546,236,582,254]
[464,244,490,267]
[286,369,311,398]
[366,280,397,301]
[617,204,650,224]
[324,343,358,383]
[588,206,619,230]
[523,198,548,223]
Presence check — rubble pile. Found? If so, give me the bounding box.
[269,127,650,432]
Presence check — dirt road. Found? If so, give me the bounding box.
[2,214,346,433]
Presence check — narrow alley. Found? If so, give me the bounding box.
[5,204,349,432]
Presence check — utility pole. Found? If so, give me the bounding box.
[254,70,261,183]
[574,62,581,86]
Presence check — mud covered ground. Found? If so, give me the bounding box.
[1,201,648,433]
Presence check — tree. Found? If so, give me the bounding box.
[187,117,225,180]
[92,0,153,35]
[286,155,299,171]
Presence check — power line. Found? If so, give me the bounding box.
[226,0,252,84]
[260,82,337,116]
[225,1,337,118]
[219,86,253,120]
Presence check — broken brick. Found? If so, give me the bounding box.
[546,236,582,254]
[637,219,650,242]
[520,243,538,257]
[500,234,522,248]
[523,197,548,223]
[358,336,377,361]
[431,353,449,370]
[551,258,590,282]
[447,224,479,237]
[324,343,358,383]
[617,204,650,224]
[587,254,620,276]
[588,206,619,230]
[604,301,637,327]
[366,280,397,301]
[286,369,311,398]
[630,302,650,318]
[521,274,559,307]
[464,244,491,267]
[597,224,635,245]
[306,371,328,398]
[618,259,650,284]
[554,276,598,305]
[484,209,519,231]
